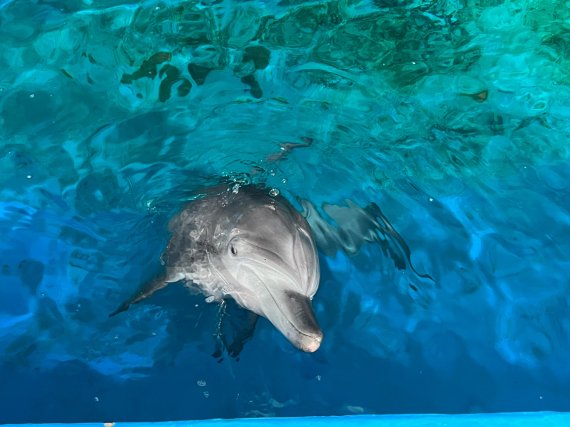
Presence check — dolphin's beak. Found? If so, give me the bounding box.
[267,290,324,352]
[299,329,323,353]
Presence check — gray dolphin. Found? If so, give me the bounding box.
[111,184,323,353]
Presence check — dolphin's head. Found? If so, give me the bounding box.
[219,196,323,352]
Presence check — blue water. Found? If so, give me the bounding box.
[1,0,570,423]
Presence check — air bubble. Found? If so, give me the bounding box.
[269,188,279,197]
[197,380,207,387]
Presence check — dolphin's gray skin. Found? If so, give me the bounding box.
[111,184,323,353]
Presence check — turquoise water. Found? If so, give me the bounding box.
[1,0,570,423]
[6,413,570,427]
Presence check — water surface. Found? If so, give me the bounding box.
[1,0,570,423]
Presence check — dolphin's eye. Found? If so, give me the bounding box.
[230,245,238,256]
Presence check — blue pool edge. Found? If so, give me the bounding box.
[3,412,570,427]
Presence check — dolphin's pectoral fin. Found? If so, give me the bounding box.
[212,299,259,361]
[109,275,175,317]
[225,310,258,359]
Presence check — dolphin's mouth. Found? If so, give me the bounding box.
[299,334,322,353]
[293,327,323,352]
[264,286,323,352]
[273,304,323,352]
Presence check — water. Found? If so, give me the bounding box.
[1,0,570,423]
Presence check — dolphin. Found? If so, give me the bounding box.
[111,184,323,353]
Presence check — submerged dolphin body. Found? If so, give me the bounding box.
[111,185,323,353]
